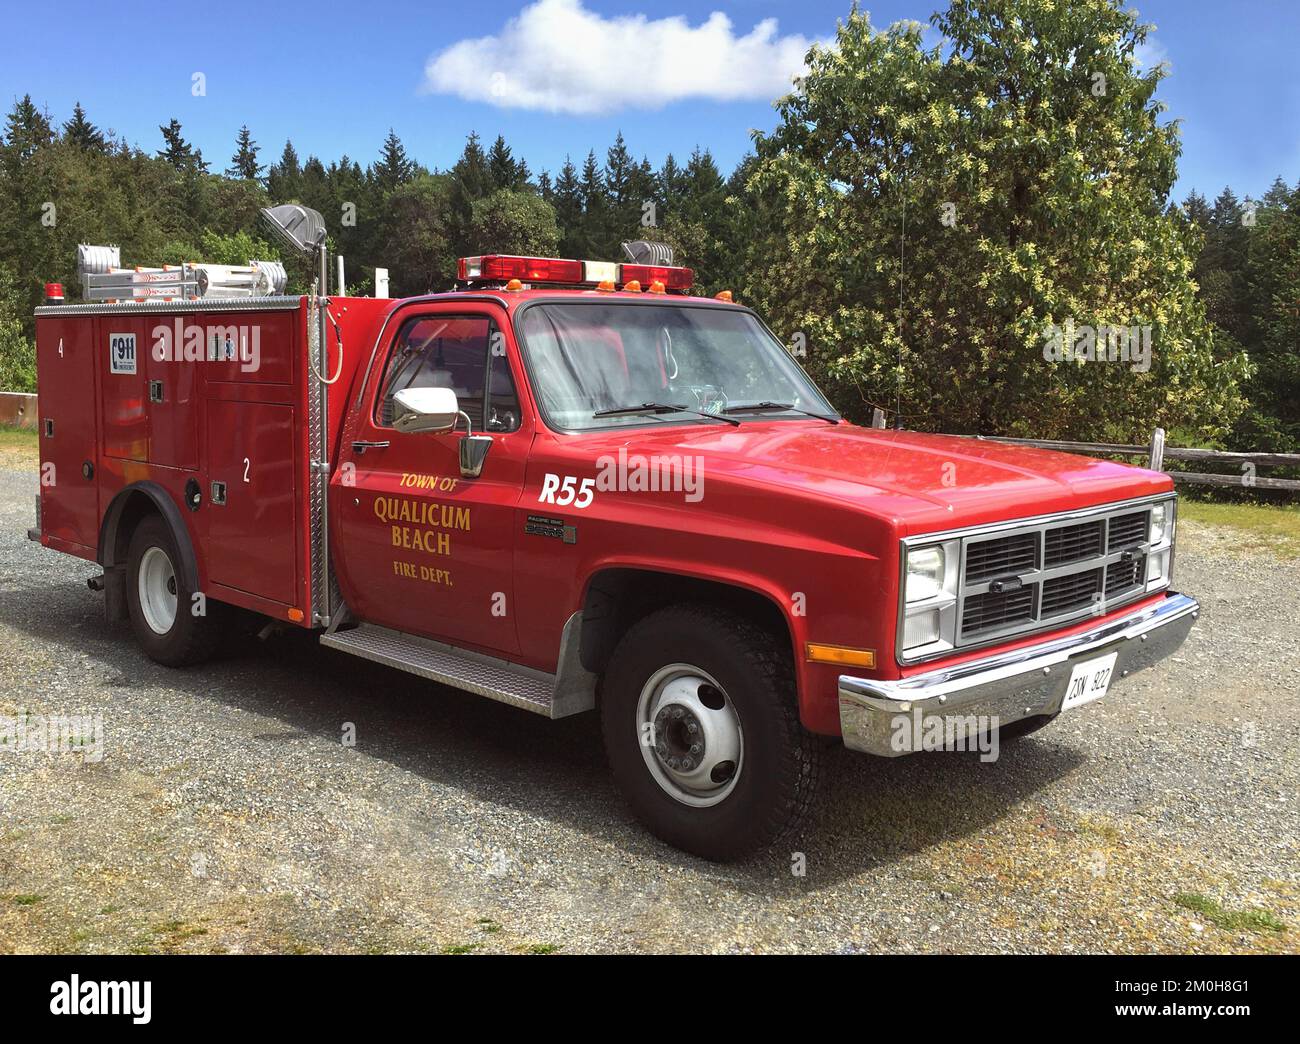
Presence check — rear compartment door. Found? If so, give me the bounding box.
[37,316,100,550]
[204,399,298,607]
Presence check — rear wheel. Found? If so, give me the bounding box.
[601,605,820,861]
[126,515,222,667]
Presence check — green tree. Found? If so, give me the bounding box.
[468,190,561,257]
[227,124,263,181]
[63,103,107,153]
[266,140,302,202]
[747,0,1246,440]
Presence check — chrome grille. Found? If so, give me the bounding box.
[1107,510,1149,550]
[1045,519,1104,566]
[965,532,1037,581]
[1041,568,1103,616]
[951,500,1161,647]
[961,586,1034,635]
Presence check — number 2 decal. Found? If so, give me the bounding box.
[243,458,251,483]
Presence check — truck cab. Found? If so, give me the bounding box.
[34,239,1198,861]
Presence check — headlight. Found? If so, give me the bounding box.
[1145,499,1176,592]
[1149,502,1170,545]
[906,545,947,603]
[901,540,959,654]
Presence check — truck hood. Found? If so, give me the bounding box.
[570,420,1173,535]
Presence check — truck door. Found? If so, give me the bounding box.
[332,306,528,656]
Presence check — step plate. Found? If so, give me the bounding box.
[321,625,556,716]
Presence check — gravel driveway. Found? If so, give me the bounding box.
[1,459,1296,954]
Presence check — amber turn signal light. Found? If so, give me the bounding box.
[804,643,876,669]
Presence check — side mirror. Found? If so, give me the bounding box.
[393,387,460,433]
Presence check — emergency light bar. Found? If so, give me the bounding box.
[457,255,693,292]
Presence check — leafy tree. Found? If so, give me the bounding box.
[0,263,35,392]
[382,174,459,296]
[468,190,561,257]
[746,0,1247,441]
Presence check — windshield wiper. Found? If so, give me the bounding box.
[592,402,742,426]
[720,401,839,425]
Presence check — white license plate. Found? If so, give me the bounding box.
[1061,652,1118,711]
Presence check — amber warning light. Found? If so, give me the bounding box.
[458,255,693,292]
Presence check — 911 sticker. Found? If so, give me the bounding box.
[109,332,137,375]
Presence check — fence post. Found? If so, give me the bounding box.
[1148,427,1166,471]
[871,407,886,429]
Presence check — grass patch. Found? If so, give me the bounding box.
[1179,500,1300,559]
[1173,892,1287,934]
[476,918,502,934]
[440,942,480,955]
[0,424,38,469]
[521,943,559,955]
[9,894,42,906]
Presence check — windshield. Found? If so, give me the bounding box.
[515,302,837,431]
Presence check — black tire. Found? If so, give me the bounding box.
[997,713,1058,742]
[125,515,222,667]
[601,604,821,861]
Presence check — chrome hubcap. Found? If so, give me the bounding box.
[138,546,178,635]
[638,664,743,807]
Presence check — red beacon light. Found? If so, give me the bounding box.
[457,255,694,293]
[44,282,65,303]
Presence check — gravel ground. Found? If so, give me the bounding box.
[0,457,1297,955]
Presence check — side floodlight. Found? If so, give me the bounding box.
[260,204,327,256]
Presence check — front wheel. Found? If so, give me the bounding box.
[601,605,821,861]
[126,515,222,667]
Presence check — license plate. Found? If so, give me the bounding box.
[1061,652,1118,711]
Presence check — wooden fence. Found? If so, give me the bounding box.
[866,409,1300,492]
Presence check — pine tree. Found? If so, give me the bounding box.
[267,140,302,201]
[2,95,54,162]
[553,157,583,257]
[158,118,205,172]
[227,125,263,181]
[487,135,528,192]
[577,150,607,256]
[63,102,106,153]
[371,129,414,195]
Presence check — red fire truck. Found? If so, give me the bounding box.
[32,208,1198,860]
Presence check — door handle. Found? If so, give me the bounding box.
[352,440,390,453]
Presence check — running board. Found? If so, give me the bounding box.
[318,614,596,719]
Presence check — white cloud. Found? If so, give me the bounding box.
[421,0,818,115]
[1133,37,1171,73]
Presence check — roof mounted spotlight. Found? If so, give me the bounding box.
[621,240,675,266]
[260,204,327,256]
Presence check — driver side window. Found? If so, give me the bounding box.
[376,315,519,432]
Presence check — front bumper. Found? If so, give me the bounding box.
[838,591,1198,756]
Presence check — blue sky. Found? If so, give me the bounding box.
[2,0,1296,201]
